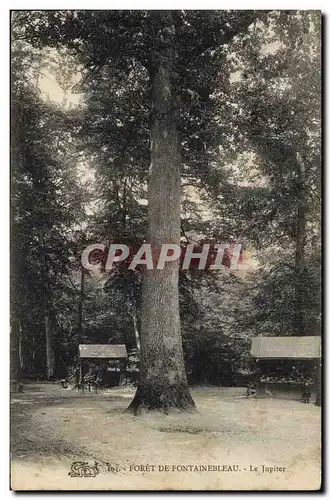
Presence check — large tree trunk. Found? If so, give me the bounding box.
[128,11,195,414]
[293,154,307,336]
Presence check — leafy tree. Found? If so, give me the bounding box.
[209,10,321,336]
[13,10,321,407]
[11,29,85,380]
[21,9,273,411]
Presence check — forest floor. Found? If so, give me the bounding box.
[10,383,321,491]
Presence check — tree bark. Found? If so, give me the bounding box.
[128,11,195,414]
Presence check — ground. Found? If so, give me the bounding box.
[11,383,321,491]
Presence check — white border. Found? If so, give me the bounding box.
[3,1,329,9]
[2,3,328,499]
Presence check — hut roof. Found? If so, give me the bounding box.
[79,344,127,359]
[250,336,321,360]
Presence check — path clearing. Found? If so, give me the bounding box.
[11,383,321,490]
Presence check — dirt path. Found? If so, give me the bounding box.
[11,383,321,490]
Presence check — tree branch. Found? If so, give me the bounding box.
[190,11,269,59]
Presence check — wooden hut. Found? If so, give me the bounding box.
[250,336,321,401]
[78,344,128,390]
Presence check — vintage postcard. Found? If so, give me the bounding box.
[10,9,321,491]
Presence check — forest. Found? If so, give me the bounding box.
[11,10,321,413]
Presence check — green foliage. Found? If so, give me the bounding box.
[11,10,321,382]
[11,34,85,377]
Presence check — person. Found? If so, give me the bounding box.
[246,381,256,397]
[302,382,311,404]
[93,370,103,393]
[60,378,68,389]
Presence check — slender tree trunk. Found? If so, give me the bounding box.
[11,222,23,389]
[132,309,140,351]
[315,359,321,406]
[10,316,21,391]
[40,234,55,378]
[44,303,55,379]
[128,11,195,413]
[78,268,85,386]
[293,154,307,336]
[19,320,24,372]
[122,178,127,231]
[78,268,85,344]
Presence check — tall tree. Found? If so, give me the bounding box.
[128,12,195,411]
[21,9,271,411]
[210,10,321,336]
[11,24,85,379]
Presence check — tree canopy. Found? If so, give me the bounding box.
[11,10,321,407]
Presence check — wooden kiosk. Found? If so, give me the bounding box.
[250,336,321,402]
[78,344,128,391]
